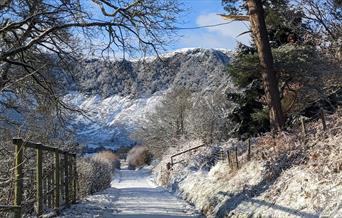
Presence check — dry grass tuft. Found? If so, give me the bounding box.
[126,145,152,170]
[92,151,121,170]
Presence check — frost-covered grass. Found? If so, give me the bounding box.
[153,109,342,217]
[153,140,267,216]
[77,155,114,198]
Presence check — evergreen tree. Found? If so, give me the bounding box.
[223,0,285,130]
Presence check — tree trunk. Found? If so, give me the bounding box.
[247,0,285,131]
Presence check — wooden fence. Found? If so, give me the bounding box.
[167,109,329,171]
[0,138,78,218]
[167,138,251,170]
[169,144,206,167]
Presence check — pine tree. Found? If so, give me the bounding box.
[223,0,285,130]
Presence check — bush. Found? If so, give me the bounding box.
[126,145,152,170]
[92,151,121,170]
[115,146,131,159]
[77,157,112,198]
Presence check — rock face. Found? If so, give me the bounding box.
[65,48,234,150]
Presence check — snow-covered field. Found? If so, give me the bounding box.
[59,165,202,218]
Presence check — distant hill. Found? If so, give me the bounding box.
[65,48,236,150]
[72,48,232,97]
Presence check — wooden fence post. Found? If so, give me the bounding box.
[48,174,52,208]
[301,116,307,137]
[247,138,251,161]
[68,156,72,204]
[11,139,77,217]
[14,142,23,218]
[227,150,231,167]
[72,155,77,203]
[36,148,43,217]
[43,176,47,207]
[64,153,69,206]
[54,151,60,210]
[320,109,326,131]
[272,131,277,147]
[235,147,239,169]
[166,162,171,171]
[60,158,64,202]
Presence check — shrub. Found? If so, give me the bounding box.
[77,157,112,198]
[126,145,152,170]
[115,146,131,159]
[92,151,121,170]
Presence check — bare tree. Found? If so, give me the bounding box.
[131,88,192,157]
[0,0,181,112]
[189,91,233,143]
[295,0,342,61]
[0,0,181,208]
[132,87,236,156]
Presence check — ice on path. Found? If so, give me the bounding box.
[59,167,201,218]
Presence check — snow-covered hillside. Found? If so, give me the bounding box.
[64,92,163,149]
[64,48,234,150]
[153,110,342,217]
[72,48,232,97]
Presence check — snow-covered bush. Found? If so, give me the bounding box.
[126,145,152,170]
[92,151,121,170]
[77,157,113,198]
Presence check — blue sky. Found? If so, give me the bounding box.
[170,0,251,51]
[84,0,251,57]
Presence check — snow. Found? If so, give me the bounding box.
[61,48,233,150]
[64,92,164,149]
[59,165,201,218]
[156,156,266,216]
[129,48,233,62]
[153,110,342,217]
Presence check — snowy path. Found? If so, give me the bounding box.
[59,167,201,218]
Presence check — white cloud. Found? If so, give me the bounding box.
[196,13,251,46]
[175,12,252,50]
[178,31,237,49]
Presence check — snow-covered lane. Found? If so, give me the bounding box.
[59,167,202,218]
